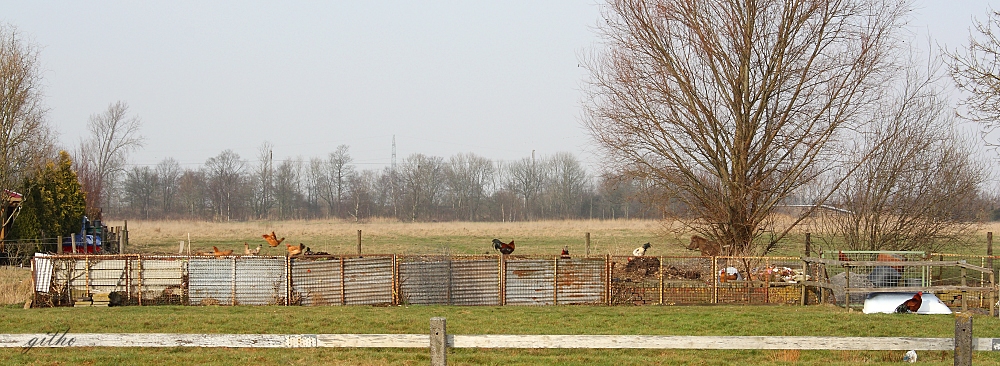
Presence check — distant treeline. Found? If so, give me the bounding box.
[105,146,664,222]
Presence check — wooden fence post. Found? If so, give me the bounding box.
[57,236,62,254]
[430,317,447,366]
[955,313,973,366]
[801,233,809,306]
[357,230,362,255]
[585,232,591,258]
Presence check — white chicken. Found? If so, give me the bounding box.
[632,242,651,257]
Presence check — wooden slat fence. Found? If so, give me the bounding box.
[0,316,990,366]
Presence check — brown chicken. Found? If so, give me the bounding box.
[894,291,923,313]
[492,239,515,255]
[212,246,233,257]
[262,231,285,247]
[838,251,850,262]
[560,246,570,259]
[286,243,304,256]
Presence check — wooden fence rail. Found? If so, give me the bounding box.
[0,316,992,357]
[3,333,997,350]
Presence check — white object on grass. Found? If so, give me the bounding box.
[862,292,952,314]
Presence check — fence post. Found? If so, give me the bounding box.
[285,256,292,306]
[711,257,718,304]
[357,230,362,256]
[955,313,973,366]
[430,317,447,366]
[57,236,62,254]
[71,235,76,254]
[585,232,591,258]
[961,266,968,312]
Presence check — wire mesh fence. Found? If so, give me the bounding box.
[29,252,997,311]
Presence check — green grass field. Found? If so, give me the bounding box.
[2,304,1000,365]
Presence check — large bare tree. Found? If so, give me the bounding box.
[77,101,144,217]
[0,24,57,195]
[948,10,1000,143]
[584,0,911,255]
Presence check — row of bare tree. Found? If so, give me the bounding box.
[105,148,661,223]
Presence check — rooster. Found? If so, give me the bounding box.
[286,243,304,256]
[492,238,515,255]
[560,246,570,259]
[894,292,923,313]
[244,242,261,256]
[632,242,651,257]
[838,250,851,262]
[212,246,233,258]
[262,231,285,247]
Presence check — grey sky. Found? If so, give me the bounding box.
[1,1,995,171]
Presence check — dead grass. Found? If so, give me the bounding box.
[0,266,32,305]
[110,219,686,256]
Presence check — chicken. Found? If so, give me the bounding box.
[492,238,515,255]
[212,246,233,257]
[560,246,570,259]
[632,242,651,257]
[894,291,923,313]
[244,242,261,256]
[262,231,285,247]
[903,350,917,363]
[286,243,305,256]
[838,250,850,262]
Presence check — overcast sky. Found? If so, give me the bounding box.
[1,1,995,172]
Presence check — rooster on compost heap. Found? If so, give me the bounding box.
[894,292,923,313]
[492,238,515,255]
[632,242,651,257]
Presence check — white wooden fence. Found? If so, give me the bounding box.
[0,315,989,365]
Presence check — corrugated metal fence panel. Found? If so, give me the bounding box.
[344,256,393,305]
[399,259,449,305]
[189,258,235,305]
[506,259,554,305]
[451,259,499,306]
[235,257,287,305]
[291,258,342,306]
[556,259,604,304]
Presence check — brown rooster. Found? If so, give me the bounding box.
[286,243,304,256]
[838,250,851,262]
[560,246,570,259]
[492,238,515,255]
[262,231,285,247]
[894,292,923,313]
[212,246,233,258]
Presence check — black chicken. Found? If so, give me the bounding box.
[492,238,515,255]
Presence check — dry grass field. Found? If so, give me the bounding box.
[107,217,1000,257]
[114,218,686,257]
[0,266,32,305]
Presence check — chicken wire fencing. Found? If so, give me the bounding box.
[29,253,997,311]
